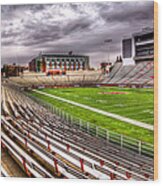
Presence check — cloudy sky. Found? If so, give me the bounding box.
[1,1,154,67]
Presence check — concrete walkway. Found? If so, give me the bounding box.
[33,89,154,131]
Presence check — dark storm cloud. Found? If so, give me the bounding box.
[1,30,19,38]
[100,1,153,23]
[28,4,50,12]
[1,1,154,67]
[63,18,92,36]
[1,4,49,15]
[21,24,62,46]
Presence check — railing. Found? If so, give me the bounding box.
[24,91,154,158]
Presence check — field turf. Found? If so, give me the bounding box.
[31,87,154,144]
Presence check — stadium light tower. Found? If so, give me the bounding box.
[104,39,112,63]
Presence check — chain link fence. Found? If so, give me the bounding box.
[24,91,154,157]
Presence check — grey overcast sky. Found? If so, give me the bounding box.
[1,1,154,67]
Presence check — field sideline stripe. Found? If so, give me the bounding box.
[33,89,154,131]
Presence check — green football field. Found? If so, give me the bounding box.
[31,86,154,144]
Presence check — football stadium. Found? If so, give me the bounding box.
[1,27,155,180]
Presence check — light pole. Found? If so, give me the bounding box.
[104,39,112,63]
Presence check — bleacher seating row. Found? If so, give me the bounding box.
[6,74,104,88]
[103,61,154,87]
[1,85,154,179]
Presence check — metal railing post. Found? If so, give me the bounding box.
[106,130,109,142]
[71,116,73,125]
[121,134,123,148]
[87,122,90,133]
[96,127,98,137]
[63,110,65,120]
[61,110,63,119]
[138,141,142,155]
[79,119,82,129]
[66,113,69,123]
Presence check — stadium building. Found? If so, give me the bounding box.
[103,28,154,88]
[29,52,90,73]
[122,28,154,65]
[1,64,25,77]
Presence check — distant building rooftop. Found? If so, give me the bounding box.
[38,52,89,58]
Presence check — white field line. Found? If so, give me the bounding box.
[32,90,154,131]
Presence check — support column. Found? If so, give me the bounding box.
[54,158,59,174]
[80,158,84,172]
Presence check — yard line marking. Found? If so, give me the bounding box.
[32,89,154,131]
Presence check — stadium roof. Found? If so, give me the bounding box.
[40,53,89,58]
[132,27,154,37]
